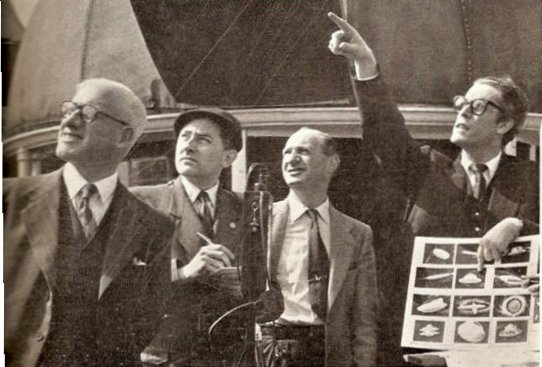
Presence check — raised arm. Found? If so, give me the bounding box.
[328,12,430,199]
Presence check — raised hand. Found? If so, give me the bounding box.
[327,12,378,78]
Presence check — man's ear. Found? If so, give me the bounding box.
[119,127,134,145]
[496,118,515,136]
[222,149,238,168]
[329,154,340,174]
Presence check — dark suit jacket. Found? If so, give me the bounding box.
[352,75,539,365]
[353,76,539,237]
[268,200,378,367]
[3,167,174,367]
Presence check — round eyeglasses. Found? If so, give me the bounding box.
[453,95,505,116]
[61,101,129,126]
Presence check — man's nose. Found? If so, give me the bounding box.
[285,153,300,164]
[60,110,84,128]
[180,136,197,151]
[459,104,472,118]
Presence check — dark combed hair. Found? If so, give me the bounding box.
[207,115,240,151]
[474,76,529,145]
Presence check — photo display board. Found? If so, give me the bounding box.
[401,235,539,350]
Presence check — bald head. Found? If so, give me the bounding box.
[282,127,340,200]
[56,78,147,181]
[75,78,146,145]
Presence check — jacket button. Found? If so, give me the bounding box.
[36,332,45,342]
[474,212,480,217]
[474,226,481,232]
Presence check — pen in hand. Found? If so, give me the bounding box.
[196,231,215,246]
[196,232,235,268]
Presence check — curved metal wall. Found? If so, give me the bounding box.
[133,0,541,111]
[347,0,541,111]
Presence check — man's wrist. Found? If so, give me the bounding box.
[177,266,188,280]
[172,261,195,283]
[510,217,524,233]
[354,62,379,81]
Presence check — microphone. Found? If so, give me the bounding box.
[240,163,272,300]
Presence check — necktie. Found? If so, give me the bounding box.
[470,163,488,200]
[307,209,330,320]
[77,183,98,240]
[196,191,214,237]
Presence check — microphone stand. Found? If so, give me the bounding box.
[240,163,272,365]
[207,163,272,367]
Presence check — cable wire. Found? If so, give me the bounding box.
[254,0,332,105]
[174,0,257,100]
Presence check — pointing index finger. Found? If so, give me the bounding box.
[328,12,354,36]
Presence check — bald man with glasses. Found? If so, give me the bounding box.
[328,12,539,366]
[4,79,174,367]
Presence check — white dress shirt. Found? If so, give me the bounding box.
[180,176,219,217]
[460,151,501,189]
[62,163,118,226]
[276,192,331,325]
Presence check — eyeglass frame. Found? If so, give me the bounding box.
[61,101,130,126]
[453,95,506,117]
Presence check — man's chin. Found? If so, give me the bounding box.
[55,145,76,161]
[176,166,200,178]
[284,177,304,188]
[449,135,466,148]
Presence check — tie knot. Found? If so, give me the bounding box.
[470,163,488,174]
[197,190,211,204]
[306,208,319,223]
[80,183,97,200]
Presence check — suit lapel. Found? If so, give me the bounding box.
[450,156,470,197]
[328,206,355,311]
[99,184,145,299]
[214,188,241,249]
[269,201,288,283]
[447,156,474,231]
[21,170,63,289]
[170,178,205,260]
[487,154,520,219]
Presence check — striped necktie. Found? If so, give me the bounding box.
[77,183,98,240]
[196,190,214,237]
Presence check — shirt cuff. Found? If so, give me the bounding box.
[171,258,190,282]
[352,62,380,81]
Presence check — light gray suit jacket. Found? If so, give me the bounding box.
[268,199,378,367]
[131,177,242,266]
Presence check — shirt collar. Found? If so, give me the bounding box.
[180,175,219,208]
[460,150,502,182]
[62,162,118,202]
[287,191,330,224]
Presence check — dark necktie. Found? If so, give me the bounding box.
[307,209,330,320]
[470,163,488,200]
[196,190,214,237]
[77,183,98,240]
